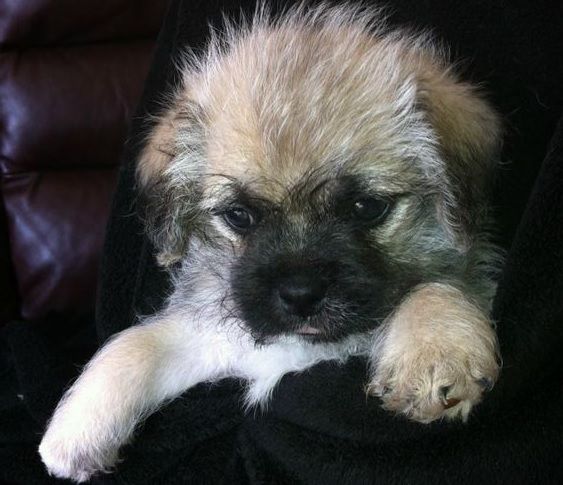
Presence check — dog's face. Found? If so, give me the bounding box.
[218,173,419,342]
[137,6,501,342]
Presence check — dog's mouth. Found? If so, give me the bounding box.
[295,324,323,336]
[292,319,332,341]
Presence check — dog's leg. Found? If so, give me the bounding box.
[367,283,500,423]
[39,315,236,482]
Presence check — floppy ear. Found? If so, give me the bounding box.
[136,89,204,267]
[417,63,502,249]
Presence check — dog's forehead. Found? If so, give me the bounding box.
[198,27,429,200]
[204,145,416,203]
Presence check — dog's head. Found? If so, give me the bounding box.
[137,5,501,342]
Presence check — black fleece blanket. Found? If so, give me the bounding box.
[2,1,563,484]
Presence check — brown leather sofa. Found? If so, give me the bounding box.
[0,0,168,327]
[0,5,168,479]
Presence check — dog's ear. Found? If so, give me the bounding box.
[136,88,204,267]
[416,62,502,249]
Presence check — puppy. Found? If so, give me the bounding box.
[39,3,502,482]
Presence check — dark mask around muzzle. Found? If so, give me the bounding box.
[231,215,414,342]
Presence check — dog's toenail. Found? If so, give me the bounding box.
[440,385,451,399]
[477,377,494,391]
[443,398,461,409]
[370,385,391,397]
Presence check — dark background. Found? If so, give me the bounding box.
[1,0,562,483]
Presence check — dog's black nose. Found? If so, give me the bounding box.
[278,273,327,316]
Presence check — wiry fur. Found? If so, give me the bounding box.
[40,3,503,482]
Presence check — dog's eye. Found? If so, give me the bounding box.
[352,197,390,223]
[223,207,256,232]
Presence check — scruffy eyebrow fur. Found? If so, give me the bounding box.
[204,180,276,214]
[204,170,411,220]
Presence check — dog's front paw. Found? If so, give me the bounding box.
[39,431,117,483]
[38,395,121,483]
[367,341,498,423]
[367,284,500,423]
[39,423,119,483]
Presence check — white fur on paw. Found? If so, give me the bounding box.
[367,284,500,423]
[39,419,119,483]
